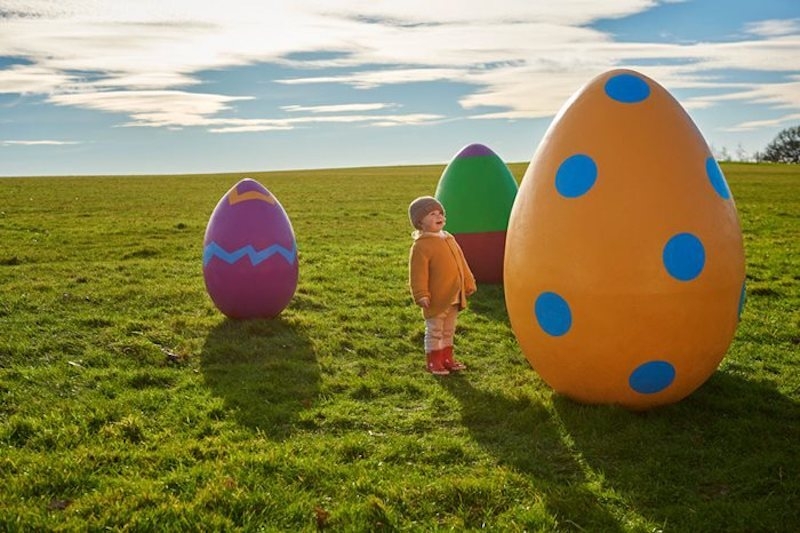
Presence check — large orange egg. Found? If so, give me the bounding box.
[504,69,746,410]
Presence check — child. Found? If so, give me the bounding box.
[408,196,477,375]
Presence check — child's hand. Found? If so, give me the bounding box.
[417,297,430,308]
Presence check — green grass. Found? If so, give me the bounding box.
[0,162,798,531]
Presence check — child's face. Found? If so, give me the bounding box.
[420,209,445,232]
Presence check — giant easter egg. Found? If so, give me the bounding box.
[435,143,518,283]
[504,69,746,410]
[203,178,298,319]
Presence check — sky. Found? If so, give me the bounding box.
[1,0,799,177]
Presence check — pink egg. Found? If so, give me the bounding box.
[203,178,298,319]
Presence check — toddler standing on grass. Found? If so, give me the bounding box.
[408,196,477,375]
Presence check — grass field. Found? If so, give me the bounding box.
[0,162,798,531]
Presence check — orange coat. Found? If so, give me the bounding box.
[409,231,477,318]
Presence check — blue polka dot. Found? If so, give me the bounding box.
[705,157,731,199]
[534,292,572,336]
[738,281,746,321]
[629,361,675,394]
[604,73,650,103]
[555,154,597,198]
[663,233,705,281]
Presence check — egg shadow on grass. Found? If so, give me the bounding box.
[201,317,318,440]
[440,377,626,531]
[551,372,800,530]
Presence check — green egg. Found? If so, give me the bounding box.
[435,143,518,283]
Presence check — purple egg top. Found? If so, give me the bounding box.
[203,178,296,254]
[456,143,496,159]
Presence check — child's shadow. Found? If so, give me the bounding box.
[467,284,509,322]
[441,377,626,531]
[200,317,319,440]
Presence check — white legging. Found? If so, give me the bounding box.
[424,305,458,352]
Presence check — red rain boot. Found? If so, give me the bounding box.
[426,349,450,375]
[442,345,466,371]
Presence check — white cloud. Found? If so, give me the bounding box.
[282,103,397,113]
[696,77,800,109]
[0,0,798,137]
[206,112,444,133]
[745,19,800,37]
[47,90,253,128]
[1,140,80,146]
[722,112,800,132]
[308,0,665,26]
[42,88,442,131]
[276,68,469,89]
[0,65,75,94]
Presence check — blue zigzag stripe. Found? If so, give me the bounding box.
[203,241,297,267]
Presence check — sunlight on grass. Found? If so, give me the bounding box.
[0,164,797,530]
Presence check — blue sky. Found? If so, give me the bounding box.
[1,0,798,176]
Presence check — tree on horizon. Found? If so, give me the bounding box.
[760,125,800,164]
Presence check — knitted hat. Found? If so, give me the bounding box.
[408,196,445,229]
